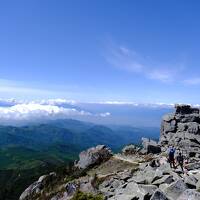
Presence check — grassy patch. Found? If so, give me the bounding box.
[88,157,139,177]
[72,191,104,200]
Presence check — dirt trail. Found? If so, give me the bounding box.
[113,154,139,164]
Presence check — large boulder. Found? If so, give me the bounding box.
[142,138,161,154]
[110,181,157,200]
[164,180,188,199]
[76,145,112,169]
[19,172,57,200]
[183,174,198,189]
[152,175,174,186]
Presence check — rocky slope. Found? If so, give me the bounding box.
[19,105,200,200]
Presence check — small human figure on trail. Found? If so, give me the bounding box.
[176,152,184,172]
[168,146,176,168]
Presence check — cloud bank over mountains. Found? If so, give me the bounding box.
[1,98,198,126]
[0,99,111,125]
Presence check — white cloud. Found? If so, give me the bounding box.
[0,98,77,106]
[98,101,139,105]
[0,100,111,124]
[148,69,175,82]
[106,44,183,83]
[106,45,144,73]
[33,99,77,106]
[0,103,91,121]
[183,78,200,85]
[96,101,174,108]
[98,112,111,117]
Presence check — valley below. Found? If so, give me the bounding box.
[0,119,159,200]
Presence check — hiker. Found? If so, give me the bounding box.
[168,146,176,168]
[176,152,184,172]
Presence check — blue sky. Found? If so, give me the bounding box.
[1,0,200,104]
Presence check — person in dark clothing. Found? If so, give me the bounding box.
[168,146,176,168]
[176,152,184,172]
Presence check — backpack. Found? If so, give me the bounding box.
[169,148,175,157]
[177,155,184,163]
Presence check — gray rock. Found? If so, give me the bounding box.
[177,189,200,200]
[139,184,158,196]
[19,181,42,200]
[150,189,170,200]
[187,122,200,134]
[147,145,161,154]
[112,182,157,200]
[19,172,57,200]
[185,162,200,170]
[164,180,188,199]
[163,114,175,122]
[142,138,161,154]
[122,144,139,155]
[196,180,200,190]
[175,104,199,115]
[78,176,97,194]
[160,104,200,157]
[117,170,132,181]
[151,169,163,182]
[159,183,169,191]
[152,175,174,185]
[163,120,177,133]
[132,165,156,184]
[158,163,172,175]
[184,174,198,189]
[76,145,112,169]
[112,182,140,200]
[177,123,187,132]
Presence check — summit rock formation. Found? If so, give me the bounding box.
[160,104,200,157]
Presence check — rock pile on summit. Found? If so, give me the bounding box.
[160,104,200,157]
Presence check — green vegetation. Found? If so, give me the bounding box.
[72,191,104,200]
[0,145,76,200]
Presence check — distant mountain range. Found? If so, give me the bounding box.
[0,119,160,167]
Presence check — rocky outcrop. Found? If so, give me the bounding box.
[76,145,112,169]
[19,172,57,200]
[122,144,140,155]
[142,137,161,154]
[160,104,200,157]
